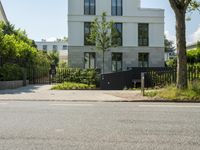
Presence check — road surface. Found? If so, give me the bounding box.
[0,101,200,150]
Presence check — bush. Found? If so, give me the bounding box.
[0,63,23,81]
[145,81,200,101]
[187,48,200,64]
[190,80,200,94]
[55,68,99,85]
[51,82,96,90]
[166,58,177,67]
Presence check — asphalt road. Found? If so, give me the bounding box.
[0,101,200,150]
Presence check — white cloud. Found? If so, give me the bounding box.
[165,30,176,45]
[46,37,57,42]
[190,25,200,44]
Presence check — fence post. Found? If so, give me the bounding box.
[141,72,145,96]
[22,68,27,86]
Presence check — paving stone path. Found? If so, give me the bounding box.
[0,85,150,102]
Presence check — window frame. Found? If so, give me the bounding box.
[63,45,68,50]
[112,52,123,72]
[43,45,47,51]
[84,0,96,15]
[138,53,149,67]
[111,0,123,16]
[53,45,58,51]
[84,22,95,46]
[138,23,149,47]
[112,23,123,46]
[84,52,96,69]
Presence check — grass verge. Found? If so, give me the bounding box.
[51,82,96,90]
[145,80,200,101]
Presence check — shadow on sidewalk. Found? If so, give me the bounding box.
[0,85,48,95]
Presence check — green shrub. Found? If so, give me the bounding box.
[166,58,177,67]
[190,80,200,94]
[187,48,200,64]
[0,63,23,81]
[51,82,96,90]
[55,68,98,85]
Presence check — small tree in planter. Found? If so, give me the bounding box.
[88,12,118,74]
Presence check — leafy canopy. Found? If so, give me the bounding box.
[88,12,115,52]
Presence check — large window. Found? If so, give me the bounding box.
[84,52,96,69]
[84,22,95,46]
[43,45,47,51]
[138,53,149,67]
[53,45,58,51]
[112,23,123,46]
[111,0,122,16]
[112,53,123,72]
[138,23,149,46]
[63,45,68,50]
[84,0,95,15]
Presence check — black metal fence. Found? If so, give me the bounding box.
[145,66,200,88]
[27,64,51,84]
[0,56,51,84]
[100,66,200,90]
[100,67,174,90]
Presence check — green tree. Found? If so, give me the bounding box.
[197,41,200,49]
[169,0,200,89]
[164,36,175,52]
[88,12,115,73]
[48,50,59,66]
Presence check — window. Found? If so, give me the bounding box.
[112,53,122,72]
[138,53,149,67]
[84,52,96,69]
[112,0,122,16]
[112,23,123,46]
[43,45,47,51]
[138,23,149,46]
[84,22,95,45]
[84,0,95,15]
[53,45,58,51]
[63,45,68,50]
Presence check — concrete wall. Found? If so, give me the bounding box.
[68,46,164,73]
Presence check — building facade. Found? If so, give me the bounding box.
[68,0,165,73]
[0,1,8,23]
[35,41,68,63]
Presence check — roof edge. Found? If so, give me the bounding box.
[0,1,8,23]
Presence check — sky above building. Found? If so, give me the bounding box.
[1,0,200,44]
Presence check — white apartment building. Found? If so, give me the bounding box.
[68,0,165,73]
[36,41,68,63]
[0,1,8,23]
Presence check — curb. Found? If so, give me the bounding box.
[0,99,200,103]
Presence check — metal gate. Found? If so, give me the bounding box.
[28,64,51,84]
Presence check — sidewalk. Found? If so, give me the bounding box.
[0,85,150,102]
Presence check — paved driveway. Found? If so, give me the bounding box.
[0,85,148,102]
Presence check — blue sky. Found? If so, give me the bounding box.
[1,0,200,44]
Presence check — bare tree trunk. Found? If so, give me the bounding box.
[175,11,188,89]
